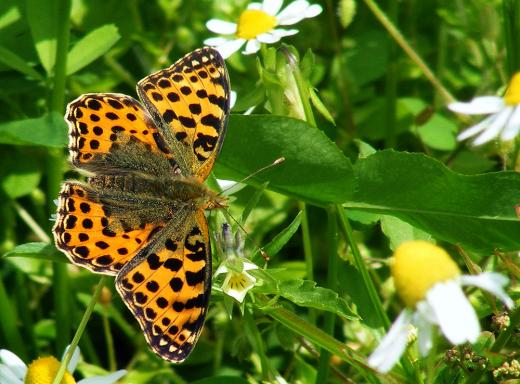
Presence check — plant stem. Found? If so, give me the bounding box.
[12,200,51,242]
[336,205,389,328]
[298,201,316,325]
[315,206,338,383]
[503,0,520,77]
[362,0,455,103]
[244,307,271,381]
[102,305,116,371]
[52,277,107,384]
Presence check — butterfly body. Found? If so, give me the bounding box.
[53,48,230,362]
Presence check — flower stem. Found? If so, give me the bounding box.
[11,200,50,243]
[52,277,107,384]
[362,0,455,103]
[315,206,338,383]
[336,205,389,328]
[298,201,316,325]
[503,0,520,77]
[244,307,271,381]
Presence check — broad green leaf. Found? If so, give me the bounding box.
[216,115,356,205]
[3,242,66,263]
[257,278,357,320]
[0,148,42,198]
[346,150,520,253]
[380,215,433,251]
[0,112,67,147]
[0,45,43,80]
[66,24,120,75]
[26,0,59,74]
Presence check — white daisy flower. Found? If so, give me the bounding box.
[368,241,514,374]
[448,72,520,145]
[0,346,126,384]
[204,0,323,59]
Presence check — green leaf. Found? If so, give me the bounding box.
[0,45,43,80]
[346,150,520,253]
[3,242,67,263]
[215,115,356,205]
[26,0,59,74]
[257,278,357,320]
[258,211,301,262]
[380,215,433,251]
[309,87,335,125]
[1,164,40,199]
[0,112,67,147]
[66,24,120,75]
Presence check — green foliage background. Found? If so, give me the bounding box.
[0,0,519,383]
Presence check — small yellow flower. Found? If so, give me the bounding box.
[368,241,514,374]
[391,241,460,307]
[204,0,323,58]
[25,356,75,384]
[0,346,126,384]
[449,72,520,145]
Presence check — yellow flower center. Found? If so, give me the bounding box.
[227,272,249,290]
[236,9,277,39]
[25,356,76,384]
[504,72,520,105]
[391,241,460,307]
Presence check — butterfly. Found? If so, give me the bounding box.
[52,47,230,362]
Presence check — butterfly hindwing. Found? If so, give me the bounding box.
[137,47,230,180]
[115,210,211,362]
[53,182,165,275]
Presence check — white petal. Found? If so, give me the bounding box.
[426,281,480,345]
[0,350,27,379]
[256,32,282,44]
[368,310,413,373]
[262,0,284,15]
[304,4,323,18]
[63,345,80,372]
[214,264,229,276]
[214,38,246,59]
[501,106,520,141]
[78,370,127,384]
[243,261,259,271]
[206,19,237,35]
[459,273,514,309]
[277,1,312,25]
[448,96,504,115]
[203,37,229,46]
[247,2,263,10]
[229,90,237,109]
[457,114,496,141]
[413,301,435,356]
[270,28,299,37]
[473,107,513,145]
[243,39,261,55]
[0,364,22,384]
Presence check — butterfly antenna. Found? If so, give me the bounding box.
[218,157,285,197]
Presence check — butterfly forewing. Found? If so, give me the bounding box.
[137,47,230,180]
